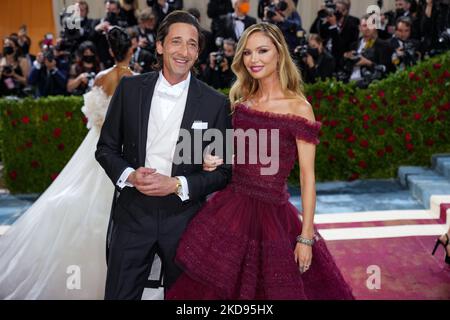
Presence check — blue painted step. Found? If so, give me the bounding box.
[398,166,436,187]
[434,157,450,180]
[407,175,450,208]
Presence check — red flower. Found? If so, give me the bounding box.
[329,120,338,127]
[433,63,442,70]
[360,140,369,148]
[31,160,40,169]
[65,111,73,119]
[363,123,369,130]
[349,96,359,105]
[326,95,334,102]
[42,114,49,122]
[349,173,360,181]
[338,90,345,98]
[377,149,385,157]
[335,133,344,140]
[378,90,385,98]
[53,128,62,138]
[359,161,368,169]
[442,70,450,79]
[51,173,59,181]
[347,149,355,159]
[406,143,414,152]
[11,120,18,127]
[366,94,373,100]
[413,113,422,121]
[405,133,412,142]
[6,110,12,117]
[396,127,404,135]
[82,115,88,125]
[328,155,336,162]
[315,90,324,100]
[427,116,435,123]
[378,128,385,136]
[416,88,423,96]
[400,99,407,105]
[386,115,394,125]
[385,145,394,153]
[409,72,416,80]
[9,171,17,181]
[425,139,434,147]
[347,135,356,143]
[363,114,370,122]
[371,119,378,126]
[348,116,355,122]
[424,101,432,110]
[344,127,353,136]
[307,95,313,103]
[423,70,431,78]
[22,116,30,124]
[25,140,33,148]
[370,102,378,111]
[410,94,417,102]
[58,143,65,151]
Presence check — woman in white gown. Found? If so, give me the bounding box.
[0,27,162,300]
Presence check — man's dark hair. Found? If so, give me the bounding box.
[396,16,412,29]
[154,10,205,70]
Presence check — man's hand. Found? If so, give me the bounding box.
[220,58,229,72]
[128,167,178,197]
[357,56,373,66]
[326,14,337,26]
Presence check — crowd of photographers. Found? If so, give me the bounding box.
[1,0,449,98]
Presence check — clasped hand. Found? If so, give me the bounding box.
[128,167,177,197]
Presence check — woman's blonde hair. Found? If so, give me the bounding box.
[229,22,306,107]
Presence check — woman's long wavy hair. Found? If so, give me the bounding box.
[229,23,306,107]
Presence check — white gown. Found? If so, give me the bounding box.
[0,87,163,300]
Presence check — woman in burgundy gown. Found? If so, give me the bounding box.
[167,23,354,300]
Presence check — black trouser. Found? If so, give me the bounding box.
[104,189,202,300]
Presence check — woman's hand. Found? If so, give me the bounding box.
[203,154,223,172]
[294,243,312,274]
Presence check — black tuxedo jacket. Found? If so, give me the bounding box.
[96,72,232,205]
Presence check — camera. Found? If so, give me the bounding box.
[266,0,288,20]
[212,37,225,72]
[2,65,13,75]
[43,46,55,63]
[357,64,386,88]
[318,0,342,20]
[293,31,309,59]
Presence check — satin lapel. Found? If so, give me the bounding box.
[171,76,202,176]
[138,72,158,167]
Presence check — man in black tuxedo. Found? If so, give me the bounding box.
[215,0,257,42]
[96,11,232,300]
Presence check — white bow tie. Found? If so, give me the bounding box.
[156,81,185,98]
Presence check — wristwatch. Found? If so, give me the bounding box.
[174,177,182,197]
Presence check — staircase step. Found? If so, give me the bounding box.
[434,157,450,180]
[398,166,436,187]
[431,153,450,169]
[408,176,450,208]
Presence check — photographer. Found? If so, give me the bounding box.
[215,0,257,42]
[131,8,158,54]
[28,46,68,97]
[146,0,184,26]
[67,41,100,95]
[203,38,236,89]
[421,0,450,55]
[296,34,336,83]
[0,36,29,97]
[341,15,391,87]
[94,0,126,68]
[389,17,421,71]
[207,0,233,40]
[310,0,360,67]
[263,0,303,52]
[119,0,139,27]
[382,0,421,39]
[60,1,96,53]
[130,30,157,74]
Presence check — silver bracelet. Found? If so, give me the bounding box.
[296,235,315,246]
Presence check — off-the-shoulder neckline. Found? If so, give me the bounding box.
[236,103,322,127]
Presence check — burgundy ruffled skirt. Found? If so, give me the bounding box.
[166,186,354,300]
